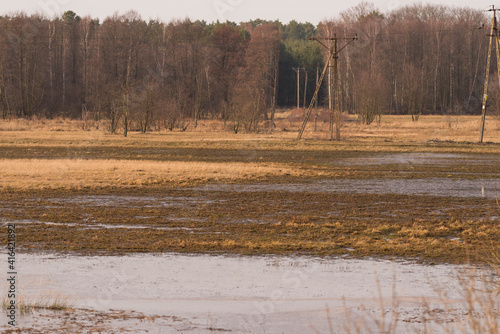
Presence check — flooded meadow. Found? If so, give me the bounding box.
[1,134,499,333]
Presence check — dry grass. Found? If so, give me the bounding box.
[337,253,500,333]
[0,117,82,132]
[1,114,499,143]
[0,159,310,190]
[330,245,500,333]
[361,115,500,142]
[1,293,75,315]
[270,113,500,143]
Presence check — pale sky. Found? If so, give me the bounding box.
[2,0,495,24]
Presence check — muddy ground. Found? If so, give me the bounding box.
[0,141,498,263]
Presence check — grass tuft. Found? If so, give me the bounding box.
[2,294,75,315]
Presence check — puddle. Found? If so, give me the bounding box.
[45,195,219,208]
[194,178,500,199]
[222,218,270,225]
[0,253,495,333]
[340,153,498,166]
[0,219,81,228]
[82,223,197,232]
[0,220,199,232]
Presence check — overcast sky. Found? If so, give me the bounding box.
[2,0,495,24]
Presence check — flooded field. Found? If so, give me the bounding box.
[0,152,498,260]
[1,253,496,333]
[1,139,499,333]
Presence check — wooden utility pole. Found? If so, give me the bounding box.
[329,41,335,140]
[479,6,500,143]
[292,67,304,109]
[315,66,319,109]
[314,65,319,132]
[303,69,308,109]
[297,35,357,141]
[334,39,341,140]
[269,41,280,134]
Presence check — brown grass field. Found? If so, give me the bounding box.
[1,114,499,189]
[0,113,499,263]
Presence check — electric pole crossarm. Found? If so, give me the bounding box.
[297,52,334,140]
[308,35,358,53]
[308,36,358,41]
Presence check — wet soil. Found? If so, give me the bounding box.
[1,180,498,262]
[0,144,498,262]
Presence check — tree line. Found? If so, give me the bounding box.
[325,2,492,124]
[0,2,494,132]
